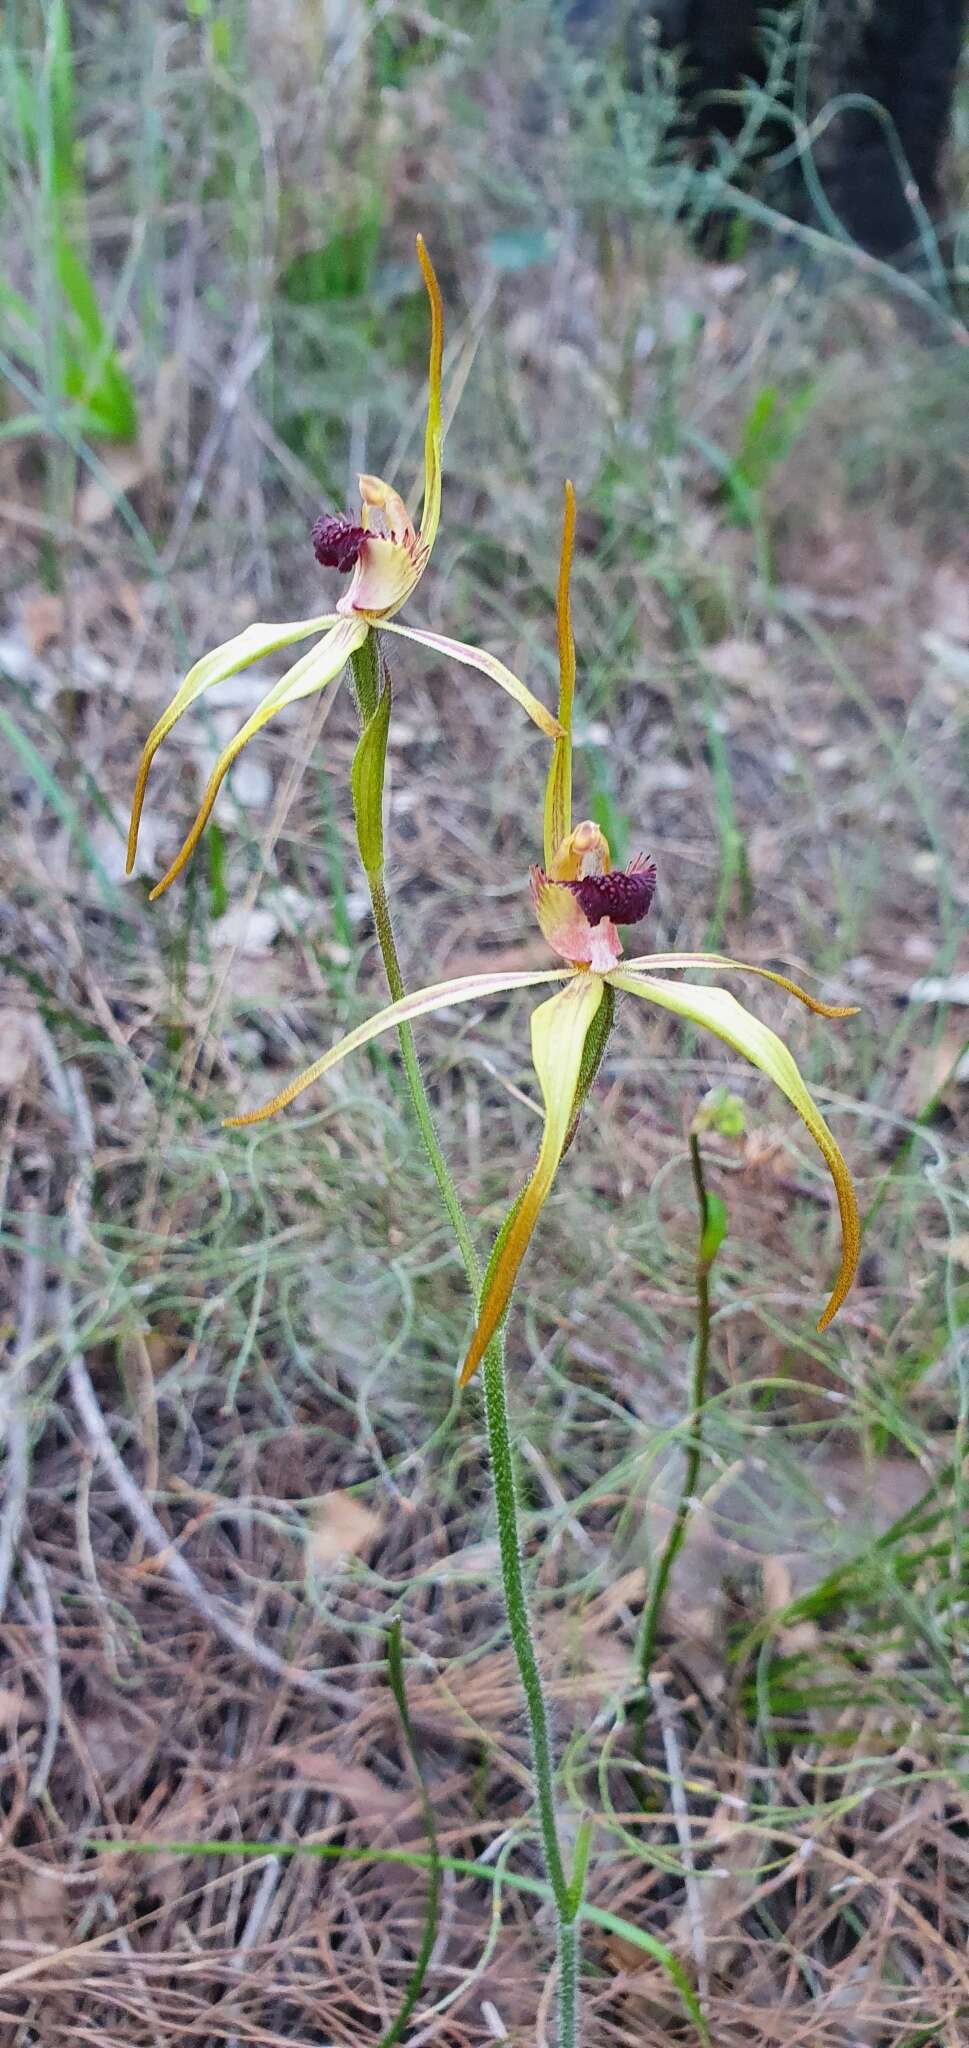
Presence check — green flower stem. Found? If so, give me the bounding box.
[349,625,381,723]
[348,632,480,1288]
[636,1132,716,1726]
[370,863,483,1285]
[347,631,578,2045]
[557,1919,579,2044]
[482,1340,569,1917]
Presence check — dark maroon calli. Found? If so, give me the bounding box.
[565,859,657,928]
[312,513,369,574]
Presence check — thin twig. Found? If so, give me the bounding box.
[23,1549,61,1801]
[0,1206,42,1618]
[66,1291,346,1704]
[651,1672,709,2011]
[230,1788,307,1972]
[31,1021,347,1706]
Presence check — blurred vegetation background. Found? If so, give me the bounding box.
[1,4,968,2043]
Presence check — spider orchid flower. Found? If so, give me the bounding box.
[224,486,860,1384]
[224,813,859,1380]
[126,235,561,901]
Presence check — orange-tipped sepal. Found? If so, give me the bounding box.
[416,234,444,552]
[459,973,605,1386]
[543,479,577,868]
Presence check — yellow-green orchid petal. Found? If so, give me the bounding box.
[379,618,563,739]
[416,233,443,554]
[127,613,340,875]
[620,952,859,1020]
[339,532,426,621]
[148,616,368,900]
[224,965,571,1127]
[543,479,576,869]
[459,972,605,1387]
[608,970,860,1329]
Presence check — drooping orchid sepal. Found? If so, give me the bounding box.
[142,615,370,901]
[608,970,860,1330]
[222,965,573,1128]
[125,610,347,880]
[458,974,606,1387]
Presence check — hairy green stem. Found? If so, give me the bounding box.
[558,1918,579,2042]
[637,1133,715,1725]
[482,1343,569,1915]
[347,630,578,2046]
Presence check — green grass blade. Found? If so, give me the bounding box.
[0,701,119,905]
[380,1617,441,2047]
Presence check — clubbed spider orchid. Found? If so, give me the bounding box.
[225,484,860,1387]
[126,236,561,901]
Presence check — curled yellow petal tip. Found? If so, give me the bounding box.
[804,998,861,1021]
[126,756,150,875]
[147,737,246,900]
[223,1103,274,1129]
[814,1149,862,1330]
[127,709,183,876]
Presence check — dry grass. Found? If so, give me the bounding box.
[2,3,968,2043]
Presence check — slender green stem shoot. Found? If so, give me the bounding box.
[636,1132,718,1735]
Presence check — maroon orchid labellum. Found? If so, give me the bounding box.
[310,515,370,575]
